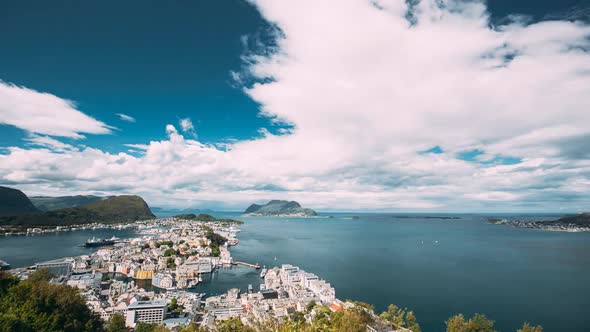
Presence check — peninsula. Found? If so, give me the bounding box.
[243,200,317,217]
[488,212,590,232]
[0,194,155,227]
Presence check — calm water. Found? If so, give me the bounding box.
[1,213,589,331]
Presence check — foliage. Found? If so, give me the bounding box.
[166,257,177,268]
[108,313,126,332]
[135,322,167,332]
[205,229,227,246]
[406,311,421,332]
[0,195,155,226]
[169,297,178,311]
[517,322,543,332]
[164,248,177,257]
[306,300,317,313]
[0,272,19,297]
[216,317,256,332]
[0,269,103,332]
[446,313,496,332]
[27,267,54,282]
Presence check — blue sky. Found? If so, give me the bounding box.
[0,0,285,150]
[1,0,589,212]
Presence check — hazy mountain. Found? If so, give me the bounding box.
[244,200,317,217]
[30,195,107,211]
[0,186,39,217]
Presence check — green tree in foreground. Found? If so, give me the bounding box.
[517,322,543,332]
[446,313,496,332]
[0,270,103,332]
[135,322,169,332]
[216,317,255,332]
[108,313,127,332]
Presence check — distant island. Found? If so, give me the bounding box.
[173,213,244,225]
[243,200,317,217]
[0,186,155,227]
[488,212,590,232]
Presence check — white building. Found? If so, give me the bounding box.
[125,300,167,327]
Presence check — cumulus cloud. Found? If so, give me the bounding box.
[116,113,136,123]
[1,0,590,212]
[0,80,112,138]
[179,118,197,137]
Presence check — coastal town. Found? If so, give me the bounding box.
[3,216,396,331]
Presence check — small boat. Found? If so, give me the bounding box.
[260,267,267,278]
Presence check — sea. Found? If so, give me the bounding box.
[1,212,589,332]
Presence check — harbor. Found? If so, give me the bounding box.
[2,213,590,331]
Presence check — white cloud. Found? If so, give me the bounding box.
[24,134,78,152]
[2,0,590,212]
[116,113,136,122]
[0,80,112,138]
[179,118,197,137]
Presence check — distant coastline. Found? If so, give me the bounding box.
[487,214,590,232]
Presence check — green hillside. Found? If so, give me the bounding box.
[0,195,155,226]
[0,186,39,217]
[30,195,106,211]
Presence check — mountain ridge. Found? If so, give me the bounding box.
[0,186,39,217]
[0,193,155,226]
[30,195,107,211]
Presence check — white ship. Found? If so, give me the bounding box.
[260,267,267,278]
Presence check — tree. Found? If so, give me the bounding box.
[446,313,496,332]
[135,322,168,332]
[216,317,255,332]
[108,313,127,332]
[380,304,406,329]
[180,322,209,332]
[517,322,543,332]
[164,248,176,257]
[0,272,19,297]
[27,268,54,282]
[467,313,495,332]
[306,300,317,313]
[169,297,178,311]
[0,273,103,331]
[446,314,468,332]
[406,310,421,332]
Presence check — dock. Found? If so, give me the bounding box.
[232,261,261,269]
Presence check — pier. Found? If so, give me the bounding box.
[232,261,261,269]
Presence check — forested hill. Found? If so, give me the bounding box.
[0,195,155,226]
[0,186,39,217]
[30,195,106,211]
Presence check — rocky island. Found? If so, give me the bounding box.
[243,200,317,217]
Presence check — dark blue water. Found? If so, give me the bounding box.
[1,213,589,331]
[0,228,139,267]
